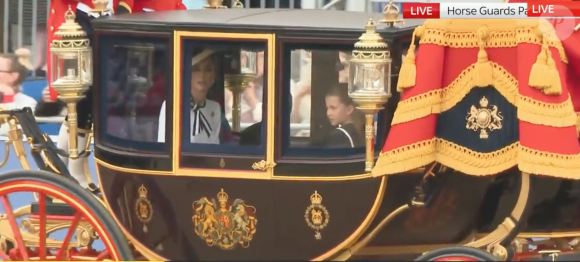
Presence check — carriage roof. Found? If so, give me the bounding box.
[92,9,421,39]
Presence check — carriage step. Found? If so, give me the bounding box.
[30,202,77,217]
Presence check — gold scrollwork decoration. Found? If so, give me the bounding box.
[251,160,276,171]
[192,188,257,250]
[466,96,503,139]
[135,185,153,233]
[304,191,330,240]
[220,158,226,168]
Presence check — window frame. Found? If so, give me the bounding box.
[96,34,171,154]
[273,39,391,177]
[174,32,275,176]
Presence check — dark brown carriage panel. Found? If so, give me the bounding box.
[485,177,580,234]
[179,153,262,171]
[363,173,494,247]
[97,163,278,261]
[95,145,172,171]
[271,177,384,260]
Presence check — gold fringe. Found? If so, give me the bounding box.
[473,26,493,87]
[391,62,577,127]
[576,112,580,136]
[392,90,440,124]
[419,19,567,64]
[397,26,424,91]
[372,138,580,179]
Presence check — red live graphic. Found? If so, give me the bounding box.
[402,3,440,19]
[527,2,580,17]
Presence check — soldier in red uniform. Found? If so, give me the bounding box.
[371,15,580,179]
[114,0,186,13]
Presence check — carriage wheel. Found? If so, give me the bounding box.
[415,247,499,261]
[0,170,133,261]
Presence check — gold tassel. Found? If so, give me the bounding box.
[473,26,493,87]
[576,113,580,137]
[397,25,424,92]
[528,39,551,89]
[544,47,562,95]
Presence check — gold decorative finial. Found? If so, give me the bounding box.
[310,191,322,205]
[138,185,148,197]
[379,0,403,27]
[54,6,87,39]
[354,18,388,50]
[204,0,227,9]
[232,0,244,8]
[91,0,111,16]
[217,188,229,203]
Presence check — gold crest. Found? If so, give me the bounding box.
[304,191,330,240]
[466,96,503,139]
[192,189,257,250]
[134,185,153,233]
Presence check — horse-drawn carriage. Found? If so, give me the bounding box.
[0,0,579,260]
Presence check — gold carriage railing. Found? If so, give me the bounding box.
[0,107,102,252]
[0,107,93,179]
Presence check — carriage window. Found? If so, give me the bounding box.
[283,44,368,156]
[99,36,168,151]
[176,39,267,154]
[286,46,382,153]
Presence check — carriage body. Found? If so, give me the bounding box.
[90,9,422,260]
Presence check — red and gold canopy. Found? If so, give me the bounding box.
[372,19,580,178]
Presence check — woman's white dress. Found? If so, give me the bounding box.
[157,99,222,144]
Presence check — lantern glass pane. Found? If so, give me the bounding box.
[127,48,153,88]
[242,50,258,74]
[382,59,392,95]
[349,62,387,95]
[50,51,80,86]
[81,49,93,85]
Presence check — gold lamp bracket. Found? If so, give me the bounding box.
[204,0,227,9]
[379,0,404,27]
[90,0,111,16]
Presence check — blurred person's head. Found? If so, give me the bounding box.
[325,84,363,131]
[338,52,350,83]
[191,49,216,104]
[0,48,32,88]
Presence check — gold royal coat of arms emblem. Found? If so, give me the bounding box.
[305,191,330,240]
[192,188,257,250]
[466,96,503,139]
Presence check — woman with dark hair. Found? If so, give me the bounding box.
[158,49,222,144]
[324,84,364,148]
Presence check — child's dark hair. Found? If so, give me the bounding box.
[0,48,33,86]
[326,83,365,136]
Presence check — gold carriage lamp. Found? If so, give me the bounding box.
[225,50,257,132]
[348,18,392,172]
[379,0,404,27]
[126,45,155,135]
[49,6,92,159]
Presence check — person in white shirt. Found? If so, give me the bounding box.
[0,49,37,135]
[158,49,222,144]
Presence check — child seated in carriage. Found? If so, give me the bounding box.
[324,84,364,148]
